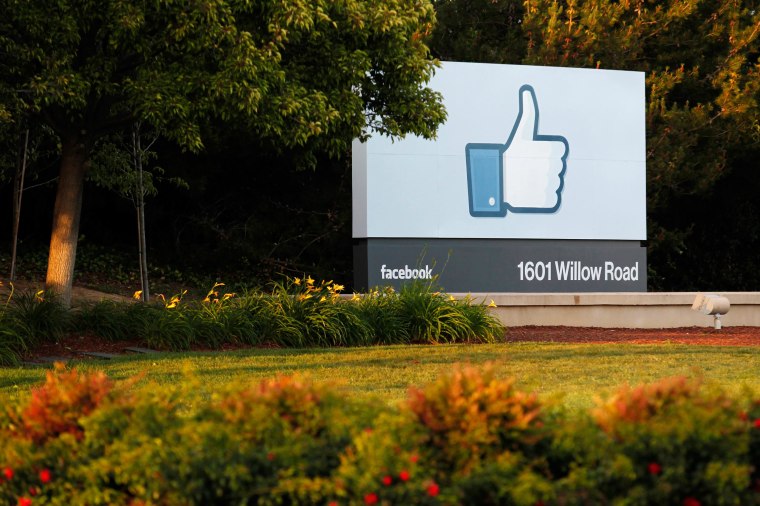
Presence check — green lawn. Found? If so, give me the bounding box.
[1,343,758,410]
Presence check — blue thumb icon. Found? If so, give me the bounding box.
[466,84,569,218]
[465,143,507,217]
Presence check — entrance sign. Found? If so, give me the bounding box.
[353,62,647,292]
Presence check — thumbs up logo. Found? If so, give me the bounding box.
[466,85,569,217]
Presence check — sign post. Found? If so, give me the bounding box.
[353,62,647,292]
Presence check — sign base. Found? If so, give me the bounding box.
[354,238,647,292]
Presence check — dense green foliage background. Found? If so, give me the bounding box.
[2,0,759,292]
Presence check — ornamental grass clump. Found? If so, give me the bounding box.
[0,283,69,366]
[397,282,504,344]
[261,276,373,347]
[71,300,133,342]
[0,281,23,367]
[3,276,505,356]
[350,286,410,345]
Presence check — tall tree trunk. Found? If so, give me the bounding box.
[46,135,89,307]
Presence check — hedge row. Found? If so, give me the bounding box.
[1,364,759,505]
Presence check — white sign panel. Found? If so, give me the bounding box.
[353,62,646,240]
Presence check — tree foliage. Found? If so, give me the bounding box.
[0,0,446,304]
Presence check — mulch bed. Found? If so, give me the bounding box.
[21,326,760,364]
[505,326,760,346]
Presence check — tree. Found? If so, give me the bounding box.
[87,123,180,302]
[0,0,446,305]
[430,0,525,63]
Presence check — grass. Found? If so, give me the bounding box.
[1,342,758,411]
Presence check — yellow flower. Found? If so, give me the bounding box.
[488,299,497,308]
[333,284,345,293]
[167,302,177,309]
[133,290,143,300]
[222,293,235,301]
[294,277,301,286]
[306,276,315,286]
[449,295,456,302]
[319,296,327,302]
[297,293,313,301]
[351,293,360,301]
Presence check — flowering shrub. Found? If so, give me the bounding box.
[12,362,113,444]
[2,365,760,505]
[557,377,754,505]
[747,397,760,495]
[335,365,555,505]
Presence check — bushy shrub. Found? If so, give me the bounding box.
[0,365,385,505]
[2,365,760,505]
[336,365,556,505]
[557,377,756,505]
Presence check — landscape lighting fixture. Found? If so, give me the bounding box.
[691,293,730,330]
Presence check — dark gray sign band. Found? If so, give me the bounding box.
[354,239,647,292]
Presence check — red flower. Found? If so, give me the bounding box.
[17,498,32,506]
[399,469,410,482]
[427,482,440,497]
[266,452,276,461]
[410,454,419,463]
[38,469,51,484]
[683,498,701,506]
[364,492,379,505]
[648,462,662,475]
[382,475,392,486]
[3,467,14,480]
[754,418,760,429]
[328,502,339,506]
